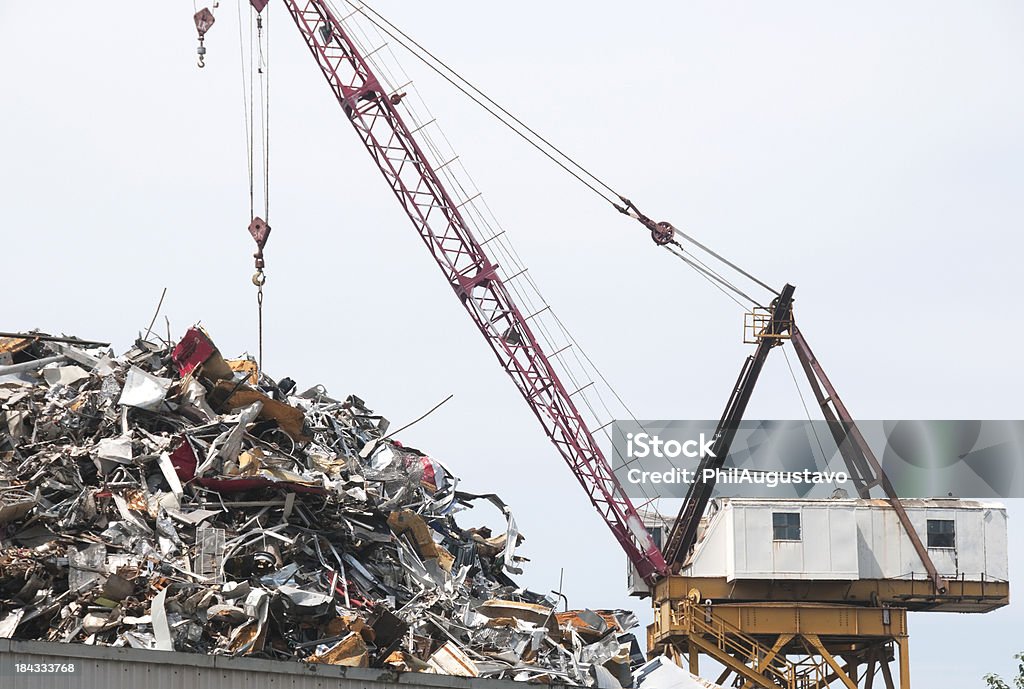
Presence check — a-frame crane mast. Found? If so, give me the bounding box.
[662,283,795,569]
[278,0,669,582]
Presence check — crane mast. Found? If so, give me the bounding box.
[278,0,669,581]
[661,284,795,568]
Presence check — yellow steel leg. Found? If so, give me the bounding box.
[864,647,877,689]
[687,634,778,689]
[880,648,896,689]
[740,634,794,689]
[898,638,910,689]
[803,634,858,689]
[688,639,699,676]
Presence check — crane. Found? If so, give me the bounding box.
[194,0,951,589]
[272,0,670,583]
[218,0,941,594]
[194,4,1008,685]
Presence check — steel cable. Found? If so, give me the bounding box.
[354,0,778,303]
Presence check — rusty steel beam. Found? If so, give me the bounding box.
[792,342,875,497]
[738,634,793,689]
[789,326,948,595]
[805,634,859,689]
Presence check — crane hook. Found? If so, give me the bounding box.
[194,7,215,69]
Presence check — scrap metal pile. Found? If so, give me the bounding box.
[0,328,643,685]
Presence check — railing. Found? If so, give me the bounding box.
[678,599,855,689]
[678,599,796,688]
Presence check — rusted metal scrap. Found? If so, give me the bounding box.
[0,324,641,686]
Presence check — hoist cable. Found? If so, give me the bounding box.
[248,8,256,218]
[782,346,830,473]
[665,242,760,307]
[257,282,265,374]
[670,228,780,296]
[238,2,269,373]
[263,8,271,221]
[664,244,751,310]
[236,0,254,220]
[255,8,271,374]
[667,239,762,306]
[354,3,618,208]
[256,9,270,221]
[354,1,779,301]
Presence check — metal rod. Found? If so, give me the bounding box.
[410,118,436,134]
[549,344,574,358]
[0,355,69,376]
[456,192,481,209]
[503,267,528,282]
[480,230,506,246]
[380,394,454,442]
[144,287,168,341]
[569,381,595,397]
[0,332,111,347]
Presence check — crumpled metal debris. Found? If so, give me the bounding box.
[633,656,726,689]
[0,327,641,685]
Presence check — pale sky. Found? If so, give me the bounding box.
[1,1,1021,685]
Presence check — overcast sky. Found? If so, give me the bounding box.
[1,1,1021,685]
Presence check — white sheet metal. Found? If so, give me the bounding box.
[0,639,546,689]
[678,498,1008,583]
[635,655,724,689]
[117,366,171,411]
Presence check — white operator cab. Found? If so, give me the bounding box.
[629,498,1009,610]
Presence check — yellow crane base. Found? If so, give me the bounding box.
[650,597,912,689]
